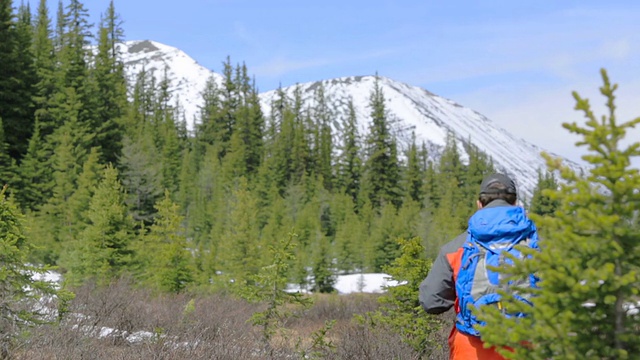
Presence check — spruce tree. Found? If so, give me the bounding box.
[200,57,238,161]
[312,82,334,190]
[16,119,52,210]
[119,133,163,224]
[371,236,443,356]
[217,177,262,289]
[53,0,64,49]
[336,98,362,205]
[362,75,401,209]
[137,191,194,293]
[32,0,56,134]
[462,141,495,208]
[368,203,401,271]
[480,69,640,359]
[0,186,59,358]
[196,75,222,148]
[64,165,135,286]
[331,193,366,272]
[38,105,94,253]
[262,87,297,195]
[225,65,264,179]
[66,147,103,237]
[188,144,224,248]
[241,68,265,177]
[0,0,36,161]
[93,0,127,165]
[0,118,16,188]
[22,0,58,210]
[239,232,313,353]
[290,86,311,183]
[529,169,560,216]
[404,131,425,204]
[158,112,183,194]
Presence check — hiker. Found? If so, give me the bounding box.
[419,173,539,360]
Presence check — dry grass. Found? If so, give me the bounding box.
[11,279,451,359]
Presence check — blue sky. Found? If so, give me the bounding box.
[49,0,639,164]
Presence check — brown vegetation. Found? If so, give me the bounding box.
[15,279,451,359]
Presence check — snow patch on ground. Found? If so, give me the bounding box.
[333,273,399,294]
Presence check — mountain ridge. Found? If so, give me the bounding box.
[118,39,582,199]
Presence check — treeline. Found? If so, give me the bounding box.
[0,0,555,293]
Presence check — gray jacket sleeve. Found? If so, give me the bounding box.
[419,249,455,314]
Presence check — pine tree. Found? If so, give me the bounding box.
[290,86,311,183]
[239,232,313,353]
[32,0,57,138]
[312,82,334,190]
[311,236,335,293]
[529,169,560,216]
[220,65,263,182]
[23,0,58,211]
[50,0,99,160]
[92,0,127,165]
[176,143,197,215]
[362,75,401,209]
[462,141,495,207]
[158,112,183,194]
[331,193,366,272]
[38,101,94,253]
[137,191,194,293]
[58,0,92,91]
[200,57,238,161]
[404,131,425,203]
[16,119,52,210]
[242,68,265,176]
[336,98,362,205]
[368,202,409,271]
[0,186,59,358]
[119,133,163,224]
[217,177,262,289]
[480,69,640,359]
[427,133,471,240]
[261,87,297,195]
[64,165,135,286]
[0,118,16,188]
[369,237,443,356]
[53,0,64,49]
[424,175,467,259]
[0,0,36,161]
[66,147,103,237]
[227,65,264,178]
[196,75,222,148]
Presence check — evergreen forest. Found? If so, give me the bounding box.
[3,1,638,359]
[0,0,525,292]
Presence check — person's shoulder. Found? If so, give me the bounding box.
[439,232,467,255]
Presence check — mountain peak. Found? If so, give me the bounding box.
[118,40,583,199]
[119,40,224,124]
[125,40,161,54]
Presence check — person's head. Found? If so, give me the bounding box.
[477,173,517,208]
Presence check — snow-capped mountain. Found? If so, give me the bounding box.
[118,40,583,199]
[118,40,224,122]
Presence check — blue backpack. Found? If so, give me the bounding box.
[455,206,539,337]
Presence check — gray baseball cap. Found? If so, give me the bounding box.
[479,173,517,195]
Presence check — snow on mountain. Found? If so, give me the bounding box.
[119,40,584,199]
[119,40,224,124]
[259,76,587,199]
